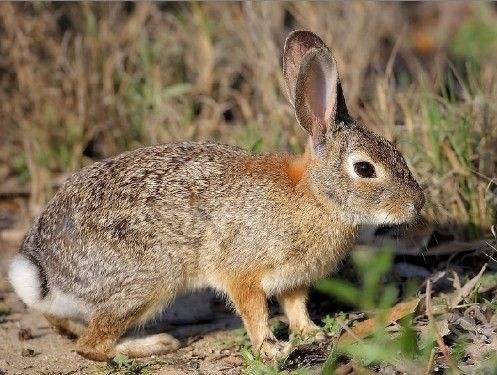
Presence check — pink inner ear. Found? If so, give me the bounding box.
[309,62,327,122]
[307,56,336,128]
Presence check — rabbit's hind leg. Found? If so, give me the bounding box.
[277,287,325,341]
[75,292,177,361]
[44,314,86,338]
[76,310,141,361]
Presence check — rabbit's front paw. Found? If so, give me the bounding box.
[259,338,291,361]
[292,323,326,342]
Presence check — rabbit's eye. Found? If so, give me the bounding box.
[353,161,376,178]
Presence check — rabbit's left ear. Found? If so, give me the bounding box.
[283,30,328,106]
[283,30,349,152]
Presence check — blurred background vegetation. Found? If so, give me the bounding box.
[0,2,496,238]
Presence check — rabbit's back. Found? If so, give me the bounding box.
[36,141,244,241]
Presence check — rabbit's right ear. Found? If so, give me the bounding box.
[283,31,349,153]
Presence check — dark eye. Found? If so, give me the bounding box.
[353,161,376,178]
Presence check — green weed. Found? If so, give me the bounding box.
[106,354,151,375]
[316,248,437,373]
[322,312,347,337]
[241,348,310,375]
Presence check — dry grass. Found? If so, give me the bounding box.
[0,2,495,236]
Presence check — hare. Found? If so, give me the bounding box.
[8,31,424,362]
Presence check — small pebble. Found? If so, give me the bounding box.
[224,356,243,366]
[189,360,200,369]
[21,348,35,357]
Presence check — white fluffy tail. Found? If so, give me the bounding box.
[8,254,92,320]
[8,254,43,306]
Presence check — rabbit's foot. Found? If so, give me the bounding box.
[259,338,291,361]
[76,338,115,362]
[75,311,137,361]
[114,333,180,358]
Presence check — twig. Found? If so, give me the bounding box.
[0,189,30,198]
[425,279,451,364]
[426,281,462,373]
[336,317,363,343]
[450,303,479,310]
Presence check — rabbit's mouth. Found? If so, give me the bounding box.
[372,205,421,226]
[338,207,419,227]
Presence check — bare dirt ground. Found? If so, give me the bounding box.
[0,234,250,375]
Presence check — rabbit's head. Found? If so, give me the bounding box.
[283,31,424,225]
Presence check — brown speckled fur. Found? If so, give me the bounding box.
[12,31,424,361]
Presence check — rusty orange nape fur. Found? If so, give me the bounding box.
[285,151,312,185]
[241,150,312,186]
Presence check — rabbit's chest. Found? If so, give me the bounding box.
[261,224,357,296]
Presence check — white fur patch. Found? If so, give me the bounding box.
[345,152,386,180]
[40,289,91,320]
[373,209,395,225]
[115,333,180,357]
[262,270,316,297]
[8,255,41,306]
[8,254,91,320]
[373,208,413,226]
[262,275,299,297]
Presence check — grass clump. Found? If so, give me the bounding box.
[241,348,309,375]
[106,354,151,375]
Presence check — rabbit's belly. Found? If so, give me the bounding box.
[261,264,324,297]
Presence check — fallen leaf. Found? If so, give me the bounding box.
[451,270,461,291]
[450,264,487,308]
[425,240,489,256]
[338,298,420,344]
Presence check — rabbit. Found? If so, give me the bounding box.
[8,30,424,362]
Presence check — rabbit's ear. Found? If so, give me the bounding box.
[283,30,327,106]
[283,31,349,153]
